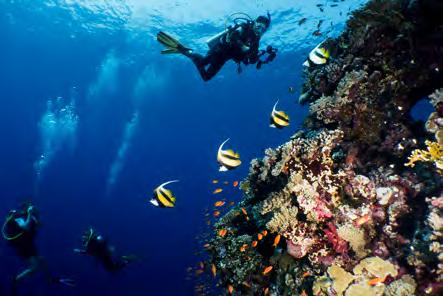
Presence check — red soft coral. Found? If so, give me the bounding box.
[324,222,348,255]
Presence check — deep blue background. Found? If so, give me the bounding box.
[0,1,372,295]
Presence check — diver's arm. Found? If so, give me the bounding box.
[15,207,36,231]
[228,25,251,52]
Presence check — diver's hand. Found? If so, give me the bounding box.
[73,248,86,254]
[27,206,35,215]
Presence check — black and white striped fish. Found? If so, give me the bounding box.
[270,100,290,129]
[217,138,241,172]
[303,42,330,67]
[150,180,179,208]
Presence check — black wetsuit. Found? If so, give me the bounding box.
[6,214,38,260]
[188,22,262,81]
[85,235,128,272]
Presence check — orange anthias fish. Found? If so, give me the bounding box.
[240,244,248,252]
[257,233,263,240]
[301,289,307,296]
[262,230,268,236]
[214,201,226,207]
[264,287,270,295]
[213,211,221,217]
[241,208,247,215]
[227,285,234,294]
[199,262,204,269]
[302,271,311,278]
[273,234,281,247]
[262,266,273,275]
[212,180,219,184]
[229,201,235,206]
[355,214,371,227]
[211,264,217,277]
[251,240,258,247]
[213,188,223,194]
[218,229,227,237]
[368,276,386,286]
[233,181,239,187]
[195,269,204,276]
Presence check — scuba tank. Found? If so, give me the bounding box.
[206,12,253,49]
[206,29,229,49]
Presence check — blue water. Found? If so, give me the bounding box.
[0,1,367,295]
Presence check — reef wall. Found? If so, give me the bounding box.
[208,0,443,295]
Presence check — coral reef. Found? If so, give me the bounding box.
[206,0,443,295]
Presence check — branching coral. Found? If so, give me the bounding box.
[405,140,443,170]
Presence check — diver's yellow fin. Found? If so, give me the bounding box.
[161,48,181,54]
[156,31,191,55]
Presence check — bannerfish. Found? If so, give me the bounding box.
[270,100,290,129]
[303,42,330,67]
[150,180,179,208]
[217,138,241,171]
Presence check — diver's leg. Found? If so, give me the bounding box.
[187,52,227,81]
[202,59,227,81]
[14,256,40,282]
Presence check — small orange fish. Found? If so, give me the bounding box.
[223,181,229,185]
[258,233,263,240]
[368,276,386,286]
[273,234,281,247]
[213,211,220,217]
[241,208,247,215]
[199,262,204,269]
[240,244,248,252]
[214,201,225,207]
[227,285,234,294]
[203,243,210,249]
[195,269,204,275]
[251,240,258,247]
[233,181,239,187]
[301,289,307,296]
[213,188,223,194]
[302,271,311,278]
[212,180,219,184]
[262,230,268,236]
[264,287,270,295]
[229,201,235,206]
[262,266,273,275]
[218,229,227,237]
[211,264,217,277]
[245,215,250,221]
[355,214,370,226]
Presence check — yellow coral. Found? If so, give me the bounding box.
[405,140,443,170]
[353,256,398,279]
[266,206,299,233]
[327,265,354,296]
[345,281,385,296]
[385,275,417,296]
[337,224,368,258]
[313,275,332,296]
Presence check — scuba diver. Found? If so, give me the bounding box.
[74,228,135,272]
[2,203,75,294]
[157,12,277,81]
